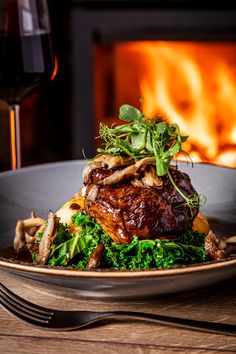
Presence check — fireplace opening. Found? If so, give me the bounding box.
[71,4,236,170]
[94,41,236,168]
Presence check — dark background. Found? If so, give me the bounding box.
[0,0,73,171]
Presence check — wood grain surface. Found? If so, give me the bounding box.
[0,271,236,354]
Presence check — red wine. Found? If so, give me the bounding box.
[0,32,54,104]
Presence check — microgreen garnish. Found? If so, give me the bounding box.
[167,169,206,218]
[97,102,206,217]
[98,104,189,176]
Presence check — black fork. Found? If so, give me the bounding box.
[0,282,236,334]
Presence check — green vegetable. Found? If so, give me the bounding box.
[48,211,110,267]
[98,104,188,174]
[167,168,206,219]
[97,101,205,217]
[49,233,92,266]
[119,103,144,122]
[31,252,36,263]
[102,232,208,270]
[47,212,208,270]
[177,229,206,246]
[35,231,44,244]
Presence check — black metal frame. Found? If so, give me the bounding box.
[70,6,236,158]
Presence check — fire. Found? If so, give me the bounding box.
[113,41,236,167]
[50,55,58,81]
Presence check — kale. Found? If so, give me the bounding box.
[48,211,109,267]
[31,252,36,263]
[47,211,209,269]
[177,229,206,247]
[48,233,92,266]
[101,236,208,270]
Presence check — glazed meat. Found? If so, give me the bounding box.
[84,161,199,244]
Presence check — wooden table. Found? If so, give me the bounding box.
[0,271,236,354]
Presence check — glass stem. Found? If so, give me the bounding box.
[9,104,21,170]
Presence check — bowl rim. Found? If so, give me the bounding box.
[1,160,235,279]
[1,257,236,279]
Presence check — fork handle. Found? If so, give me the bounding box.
[96,311,236,336]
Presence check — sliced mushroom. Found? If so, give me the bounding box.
[97,157,156,186]
[87,244,105,269]
[131,178,145,188]
[13,214,46,253]
[83,154,135,184]
[204,230,225,261]
[86,184,99,202]
[142,165,163,187]
[36,212,60,264]
[130,165,163,188]
[218,235,236,252]
[224,235,236,244]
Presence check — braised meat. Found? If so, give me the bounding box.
[84,162,199,244]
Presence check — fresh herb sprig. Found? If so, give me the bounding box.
[98,102,206,217]
[98,103,188,176]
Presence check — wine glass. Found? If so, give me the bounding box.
[0,0,55,169]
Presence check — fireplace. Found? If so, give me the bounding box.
[70,1,236,167]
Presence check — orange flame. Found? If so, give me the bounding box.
[113,41,236,167]
[51,55,58,81]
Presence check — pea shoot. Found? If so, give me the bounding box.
[97,101,206,217]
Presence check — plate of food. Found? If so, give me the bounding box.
[0,103,236,299]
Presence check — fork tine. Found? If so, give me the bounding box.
[0,296,50,326]
[0,283,53,316]
[0,291,51,321]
